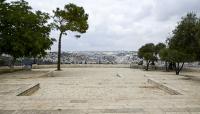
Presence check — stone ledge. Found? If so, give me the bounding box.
[32,64,130,69]
[147,78,182,95]
[17,83,40,96]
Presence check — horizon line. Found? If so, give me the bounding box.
[48,50,138,52]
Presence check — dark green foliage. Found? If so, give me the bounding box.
[159,48,170,62]
[169,13,200,60]
[159,48,170,71]
[138,42,166,71]
[138,43,155,60]
[53,3,89,33]
[0,0,54,65]
[195,18,200,60]
[24,11,54,58]
[160,13,200,75]
[159,48,191,74]
[155,43,166,55]
[160,49,191,65]
[52,3,89,70]
[138,43,157,71]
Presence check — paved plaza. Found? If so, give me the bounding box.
[0,67,200,113]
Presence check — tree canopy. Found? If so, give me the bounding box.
[169,13,200,61]
[159,13,200,75]
[0,0,54,64]
[155,43,166,55]
[138,43,155,70]
[138,42,166,71]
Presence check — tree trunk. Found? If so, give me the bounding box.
[179,62,185,72]
[175,62,184,75]
[178,62,184,75]
[165,61,168,71]
[176,70,179,75]
[33,57,37,64]
[175,62,179,75]
[146,60,150,71]
[57,32,63,71]
[168,62,173,70]
[10,57,16,69]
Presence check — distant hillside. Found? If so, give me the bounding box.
[42,51,140,64]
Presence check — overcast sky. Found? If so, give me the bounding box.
[9,0,200,51]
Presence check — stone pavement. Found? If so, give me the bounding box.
[0,68,200,113]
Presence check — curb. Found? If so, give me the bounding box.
[147,78,182,95]
[17,83,40,96]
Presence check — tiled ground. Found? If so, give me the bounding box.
[0,67,200,114]
[33,68,169,98]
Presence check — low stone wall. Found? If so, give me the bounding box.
[130,64,144,69]
[130,64,200,72]
[32,64,130,69]
[130,64,169,71]
[183,67,200,72]
[17,83,40,96]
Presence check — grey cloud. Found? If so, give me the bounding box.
[153,0,200,21]
[7,0,200,51]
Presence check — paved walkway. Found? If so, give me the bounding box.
[0,68,200,113]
